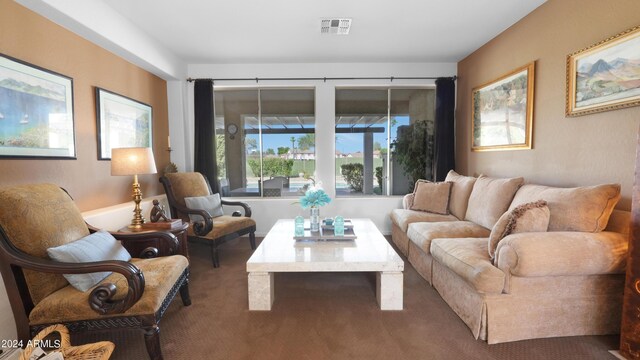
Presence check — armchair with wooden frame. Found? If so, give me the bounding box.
[159,172,256,268]
[0,184,191,360]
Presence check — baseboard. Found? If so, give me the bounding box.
[610,350,626,359]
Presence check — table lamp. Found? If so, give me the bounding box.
[111,147,157,229]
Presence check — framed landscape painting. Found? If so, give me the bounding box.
[471,62,535,152]
[566,25,640,117]
[0,53,75,158]
[96,88,152,160]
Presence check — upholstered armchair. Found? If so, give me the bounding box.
[0,184,191,360]
[160,172,256,267]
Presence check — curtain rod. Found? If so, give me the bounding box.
[186,76,456,83]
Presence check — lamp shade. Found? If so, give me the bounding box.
[111,147,157,176]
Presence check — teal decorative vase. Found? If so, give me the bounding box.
[310,207,320,232]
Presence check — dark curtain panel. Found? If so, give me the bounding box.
[433,77,456,182]
[193,79,219,194]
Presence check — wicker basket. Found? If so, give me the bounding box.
[20,324,114,360]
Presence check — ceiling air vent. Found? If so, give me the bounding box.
[321,18,352,35]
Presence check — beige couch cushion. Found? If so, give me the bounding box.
[605,209,631,235]
[465,175,524,229]
[410,180,452,215]
[444,170,477,220]
[188,215,256,240]
[494,231,627,277]
[431,238,505,294]
[488,200,550,258]
[390,209,458,232]
[407,221,491,254]
[509,183,621,232]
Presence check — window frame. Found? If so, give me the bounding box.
[334,85,436,197]
[213,85,317,199]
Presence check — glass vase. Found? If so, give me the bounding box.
[309,207,320,232]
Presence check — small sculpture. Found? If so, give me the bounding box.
[163,162,178,176]
[150,199,170,222]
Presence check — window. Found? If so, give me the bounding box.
[335,88,435,196]
[214,88,315,198]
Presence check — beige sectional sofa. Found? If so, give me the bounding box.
[390,171,629,344]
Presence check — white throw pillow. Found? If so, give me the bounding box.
[47,230,131,292]
[184,193,224,222]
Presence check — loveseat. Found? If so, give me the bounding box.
[390,171,629,344]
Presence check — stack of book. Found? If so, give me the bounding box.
[141,219,183,230]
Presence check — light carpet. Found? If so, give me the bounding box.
[74,237,618,359]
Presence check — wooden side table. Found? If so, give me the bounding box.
[118,222,189,259]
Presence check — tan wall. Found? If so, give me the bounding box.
[0,1,169,211]
[456,0,640,210]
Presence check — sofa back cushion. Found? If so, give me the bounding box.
[605,209,630,235]
[465,175,524,229]
[508,183,621,232]
[444,170,477,220]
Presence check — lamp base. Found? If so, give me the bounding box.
[129,175,146,229]
[127,223,144,230]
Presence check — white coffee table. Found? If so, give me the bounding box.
[246,218,404,311]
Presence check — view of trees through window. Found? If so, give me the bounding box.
[335,88,435,196]
[214,89,316,198]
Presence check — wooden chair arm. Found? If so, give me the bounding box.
[0,230,144,316]
[165,206,213,237]
[115,232,179,258]
[221,199,252,217]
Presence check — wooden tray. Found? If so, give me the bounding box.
[293,227,357,241]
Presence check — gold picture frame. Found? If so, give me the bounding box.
[471,62,535,152]
[566,25,640,117]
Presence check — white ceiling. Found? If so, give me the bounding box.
[105,0,546,64]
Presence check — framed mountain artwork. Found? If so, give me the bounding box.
[566,25,640,117]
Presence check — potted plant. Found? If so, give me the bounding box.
[391,119,434,191]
